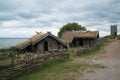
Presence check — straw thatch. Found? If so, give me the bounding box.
[16,32,67,50]
[62,31,99,43]
[16,33,46,50]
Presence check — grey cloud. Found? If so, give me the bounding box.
[18,12,37,19]
[0,12,18,21]
[0,0,120,37]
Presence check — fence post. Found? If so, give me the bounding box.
[10,51,15,67]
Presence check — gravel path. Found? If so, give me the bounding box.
[81,40,120,80]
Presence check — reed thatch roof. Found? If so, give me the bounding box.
[16,33,46,50]
[16,32,66,50]
[62,31,99,43]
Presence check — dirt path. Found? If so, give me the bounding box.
[81,40,120,80]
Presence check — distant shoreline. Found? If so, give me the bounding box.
[0,38,28,49]
[0,37,28,39]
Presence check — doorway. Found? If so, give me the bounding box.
[114,32,117,36]
[44,41,48,51]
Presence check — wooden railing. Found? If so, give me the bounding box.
[0,51,69,80]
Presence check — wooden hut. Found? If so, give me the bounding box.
[61,31,99,48]
[16,32,67,52]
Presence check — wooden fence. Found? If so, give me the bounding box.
[0,51,69,80]
[77,37,108,56]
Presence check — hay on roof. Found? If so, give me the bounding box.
[16,40,30,49]
[62,31,99,43]
[16,32,67,51]
[16,33,47,49]
[28,33,47,43]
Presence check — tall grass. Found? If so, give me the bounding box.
[11,43,106,80]
[8,39,110,80]
[11,59,94,80]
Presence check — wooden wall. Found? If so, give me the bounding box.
[34,36,65,52]
[71,38,96,47]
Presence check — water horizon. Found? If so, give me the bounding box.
[0,38,28,49]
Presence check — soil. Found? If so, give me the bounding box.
[80,40,120,80]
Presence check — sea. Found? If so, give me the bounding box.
[0,38,28,49]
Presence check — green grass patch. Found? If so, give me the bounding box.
[91,63,106,68]
[11,59,93,80]
[0,52,9,60]
[69,48,78,58]
[0,52,11,65]
[0,47,19,64]
[0,47,16,52]
[80,43,106,58]
[8,41,110,80]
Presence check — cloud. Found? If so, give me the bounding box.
[0,27,59,38]
[0,0,120,37]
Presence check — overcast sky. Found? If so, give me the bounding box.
[0,0,120,38]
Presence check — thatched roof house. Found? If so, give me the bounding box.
[62,31,99,48]
[16,32,67,52]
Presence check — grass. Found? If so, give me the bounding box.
[0,47,17,61]
[69,48,78,58]
[11,43,107,80]
[0,52,8,60]
[0,53,12,65]
[92,63,106,68]
[12,59,99,80]
[0,47,17,52]
[0,47,20,65]
[79,43,108,60]
[3,41,109,80]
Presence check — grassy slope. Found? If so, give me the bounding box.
[12,59,100,80]
[9,41,110,80]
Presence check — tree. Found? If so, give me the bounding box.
[58,22,86,37]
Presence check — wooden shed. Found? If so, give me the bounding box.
[16,32,67,52]
[61,31,99,48]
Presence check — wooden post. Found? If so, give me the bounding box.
[76,40,79,54]
[10,51,15,67]
[37,51,40,57]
